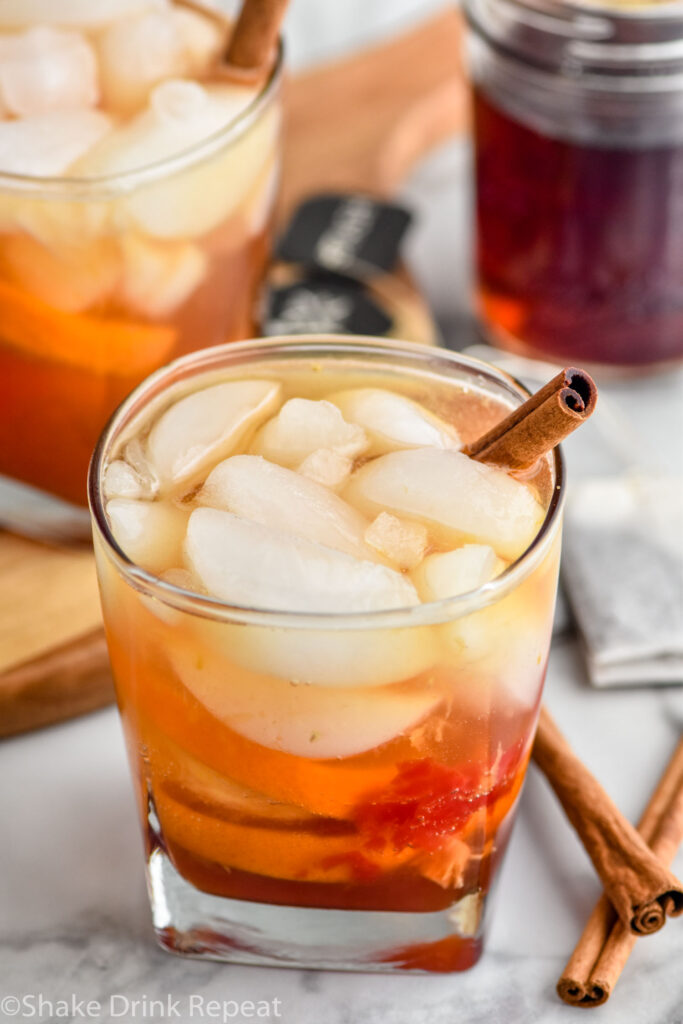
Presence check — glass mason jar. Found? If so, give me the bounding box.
[465,0,683,373]
[0,42,281,534]
[89,335,564,974]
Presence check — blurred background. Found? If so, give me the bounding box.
[244,0,472,335]
[283,0,448,69]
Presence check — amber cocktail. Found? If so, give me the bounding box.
[89,336,563,973]
[0,1,280,521]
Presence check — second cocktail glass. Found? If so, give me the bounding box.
[0,2,281,523]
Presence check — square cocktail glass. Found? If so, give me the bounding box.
[0,2,281,531]
[89,335,564,973]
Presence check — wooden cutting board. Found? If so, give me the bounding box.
[0,9,467,739]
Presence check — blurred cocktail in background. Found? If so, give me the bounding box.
[0,0,281,521]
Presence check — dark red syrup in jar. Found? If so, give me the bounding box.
[473,87,683,370]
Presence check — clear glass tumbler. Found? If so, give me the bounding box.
[0,25,281,531]
[89,335,564,973]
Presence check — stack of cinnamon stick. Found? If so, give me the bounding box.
[533,709,683,1007]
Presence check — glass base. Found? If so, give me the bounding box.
[0,474,90,543]
[146,845,485,974]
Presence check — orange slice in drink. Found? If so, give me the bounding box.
[0,276,175,375]
[0,233,120,314]
[142,724,415,884]
[128,649,402,819]
[155,787,415,883]
[106,610,425,819]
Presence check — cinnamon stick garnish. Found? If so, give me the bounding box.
[224,0,289,82]
[465,367,597,471]
[533,708,683,938]
[557,736,683,1007]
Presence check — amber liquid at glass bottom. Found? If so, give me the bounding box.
[91,339,562,973]
[473,87,683,370]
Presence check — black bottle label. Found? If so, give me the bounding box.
[277,194,412,278]
[265,278,393,336]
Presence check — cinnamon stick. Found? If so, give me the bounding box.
[465,367,597,471]
[225,0,289,81]
[557,736,683,1007]
[532,707,683,936]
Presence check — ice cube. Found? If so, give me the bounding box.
[152,77,255,133]
[415,544,558,710]
[94,12,186,115]
[206,617,435,690]
[75,78,256,174]
[201,455,377,561]
[0,233,119,313]
[140,566,197,625]
[0,0,168,29]
[94,7,224,115]
[251,398,369,468]
[0,109,111,176]
[174,7,226,76]
[412,544,504,602]
[126,82,277,239]
[297,448,352,490]
[365,512,429,571]
[344,448,545,561]
[0,26,98,117]
[122,436,159,497]
[441,588,553,710]
[119,233,207,317]
[103,459,148,500]
[146,379,281,492]
[184,504,431,686]
[185,507,419,614]
[328,387,461,456]
[170,640,442,760]
[106,497,187,573]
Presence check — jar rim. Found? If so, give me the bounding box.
[465,0,683,78]
[88,335,565,632]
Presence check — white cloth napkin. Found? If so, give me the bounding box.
[562,475,683,687]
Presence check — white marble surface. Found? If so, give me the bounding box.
[2,9,683,1024]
